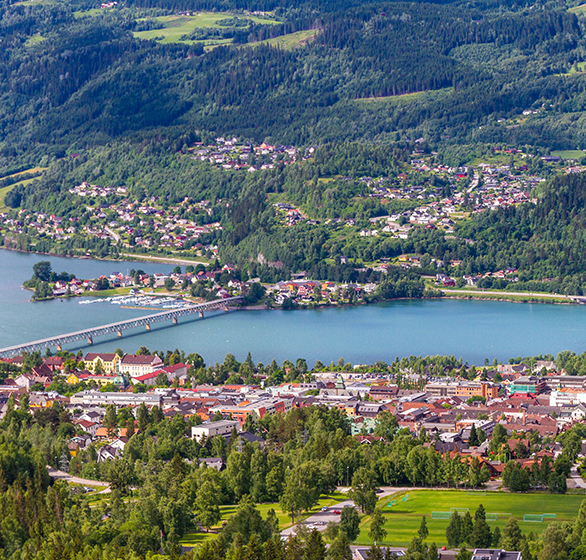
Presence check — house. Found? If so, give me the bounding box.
[131,372,160,386]
[84,353,121,374]
[74,419,98,437]
[110,437,129,452]
[198,457,225,471]
[119,354,163,378]
[96,445,120,462]
[191,420,239,441]
[14,373,35,390]
[159,363,189,385]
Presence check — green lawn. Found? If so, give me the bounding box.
[180,492,347,548]
[552,149,586,159]
[356,490,586,547]
[133,12,280,45]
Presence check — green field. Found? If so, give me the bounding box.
[251,29,318,50]
[552,149,586,159]
[133,12,280,45]
[354,88,452,107]
[179,492,348,548]
[0,167,47,211]
[356,490,586,547]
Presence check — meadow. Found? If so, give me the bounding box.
[356,490,586,547]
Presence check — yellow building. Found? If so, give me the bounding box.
[84,353,121,374]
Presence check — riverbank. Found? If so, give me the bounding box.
[441,288,579,306]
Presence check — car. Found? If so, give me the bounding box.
[321,507,328,512]
[333,510,341,515]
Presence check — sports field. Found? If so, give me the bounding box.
[356,490,586,547]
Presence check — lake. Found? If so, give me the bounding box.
[1,249,586,366]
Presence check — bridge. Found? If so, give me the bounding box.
[0,296,243,359]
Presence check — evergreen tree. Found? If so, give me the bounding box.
[446,511,461,548]
[470,505,492,548]
[304,529,326,560]
[468,425,479,447]
[460,511,473,544]
[368,509,387,545]
[418,516,428,540]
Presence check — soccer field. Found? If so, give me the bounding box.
[356,490,586,547]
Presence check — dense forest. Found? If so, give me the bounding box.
[1,0,586,173]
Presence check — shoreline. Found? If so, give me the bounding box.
[7,247,583,309]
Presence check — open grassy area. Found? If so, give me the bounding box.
[133,12,280,45]
[354,88,452,107]
[250,29,318,50]
[180,492,347,548]
[552,149,586,159]
[0,167,47,211]
[356,490,586,547]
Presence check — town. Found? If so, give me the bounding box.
[1,347,585,558]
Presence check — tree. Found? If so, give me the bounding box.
[501,517,523,551]
[195,479,221,531]
[460,511,473,544]
[455,548,472,560]
[538,523,571,560]
[327,532,352,560]
[470,505,491,548]
[418,516,428,541]
[369,508,387,545]
[304,529,326,560]
[33,261,52,282]
[446,511,461,548]
[468,425,479,447]
[103,404,118,437]
[19,393,29,412]
[348,468,377,513]
[137,402,150,431]
[340,506,360,542]
[164,277,175,291]
[365,545,384,560]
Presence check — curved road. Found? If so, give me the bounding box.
[47,466,110,492]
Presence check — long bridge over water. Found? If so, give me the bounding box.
[0,296,243,359]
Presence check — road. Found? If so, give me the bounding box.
[122,253,208,266]
[47,466,110,492]
[570,467,586,490]
[105,227,121,243]
[281,498,355,538]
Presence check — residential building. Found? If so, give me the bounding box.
[426,381,498,399]
[119,354,163,378]
[191,420,239,441]
[84,353,121,374]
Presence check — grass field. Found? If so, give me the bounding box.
[552,149,586,159]
[356,490,586,547]
[250,29,318,50]
[133,12,280,45]
[354,88,452,107]
[179,492,348,548]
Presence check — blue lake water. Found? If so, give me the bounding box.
[1,249,586,365]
